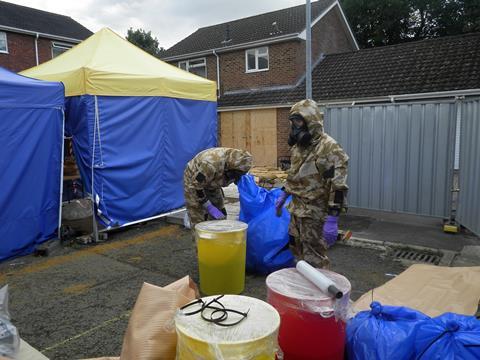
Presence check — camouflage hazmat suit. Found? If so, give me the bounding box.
[184,147,253,231]
[284,99,349,268]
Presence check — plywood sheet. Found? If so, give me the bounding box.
[250,109,277,167]
[220,109,278,167]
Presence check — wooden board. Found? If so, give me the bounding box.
[220,109,278,167]
[250,109,277,167]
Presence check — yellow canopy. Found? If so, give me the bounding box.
[21,28,216,102]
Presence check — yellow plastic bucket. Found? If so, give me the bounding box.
[175,295,280,360]
[195,220,248,295]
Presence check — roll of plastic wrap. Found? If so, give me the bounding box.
[296,260,343,299]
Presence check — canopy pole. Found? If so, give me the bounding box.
[58,108,65,241]
[91,96,100,243]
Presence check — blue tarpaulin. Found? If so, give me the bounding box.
[65,95,217,227]
[238,175,295,274]
[0,67,64,260]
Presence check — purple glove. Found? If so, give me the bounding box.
[203,201,226,220]
[323,215,339,247]
[275,191,289,217]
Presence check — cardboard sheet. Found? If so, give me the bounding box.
[13,339,49,360]
[119,276,198,360]
[353,264,480,317]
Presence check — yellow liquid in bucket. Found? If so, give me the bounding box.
[196,221,247,295]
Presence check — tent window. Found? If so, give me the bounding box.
[0,32,8,54]
[52,42,73,58]
[178,58,207,78]
[245,47,269,73]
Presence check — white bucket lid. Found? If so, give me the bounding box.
[175,295,280,344]
[196,220,248,233]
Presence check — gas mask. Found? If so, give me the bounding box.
[224,169,246,185]
[288,114,312,147]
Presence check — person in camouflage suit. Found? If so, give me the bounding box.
[184,147,253,231]
[275,99,349,268]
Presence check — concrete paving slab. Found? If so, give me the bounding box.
[452,245,480,266]
[340,208,480,252]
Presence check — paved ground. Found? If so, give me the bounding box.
[1,220,407,360]
[341,208,479,252]
[2,184,478,359]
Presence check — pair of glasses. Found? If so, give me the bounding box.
[180,295,249,327]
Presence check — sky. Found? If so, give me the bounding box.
[8,0,309,48]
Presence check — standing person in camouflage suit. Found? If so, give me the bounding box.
[184,147,253,231]
[275,99,349,268]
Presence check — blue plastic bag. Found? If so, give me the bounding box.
[346,301,430,360]
[414,313,480,360]
[238,175,272,223]
[238,175,295,274]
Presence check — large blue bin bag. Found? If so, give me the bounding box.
[347,301,430,360]
[238,175,295,274]
[414,313,480,360]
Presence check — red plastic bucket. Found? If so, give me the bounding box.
[266,268,351,360]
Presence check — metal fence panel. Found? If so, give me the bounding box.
[457,99,480,236]
[325,102,456,217]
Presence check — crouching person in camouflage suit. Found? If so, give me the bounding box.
[184,147,253,232]
[275,99,349,268]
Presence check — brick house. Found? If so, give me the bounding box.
[162,0,358,166]
[219,31,480,163]
[0,1,92,72]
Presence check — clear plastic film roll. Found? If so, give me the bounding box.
[175,295,280,360]
[266,268,352,321]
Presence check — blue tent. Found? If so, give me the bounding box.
[23,29,217,228]
[0,67,64,260]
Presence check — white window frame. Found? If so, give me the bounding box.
[245,47,269,73]
[0,32,8,54]
[177,57,207,77]
[51,41,73,58]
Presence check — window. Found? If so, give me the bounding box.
[0,32,8,54]
[52,42,73,58]
[245,47,269,72]
[178,58,207,78]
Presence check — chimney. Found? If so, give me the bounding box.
[221,24,232,45]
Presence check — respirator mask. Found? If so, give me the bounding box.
[288,114,312,147]
[224,169,246,185]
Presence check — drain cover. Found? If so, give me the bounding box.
[393,249,442,265]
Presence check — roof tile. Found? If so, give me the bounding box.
[219,32,480,108]
[0,0,92,40]
[163,0,335,58]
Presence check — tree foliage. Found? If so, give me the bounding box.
[341,0,480,47]
[126,28,165,57]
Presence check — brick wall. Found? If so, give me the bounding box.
[217,6,356,94]
[0,31,78,72]
[167,5,357,96]
[219,40,303,92]
[205,54,217,83]
[276,108,291,160]
[312,6,356,55]
[38,37,53,64]
[0,32,37,72]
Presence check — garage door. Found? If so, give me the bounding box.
[220,109,277,167]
